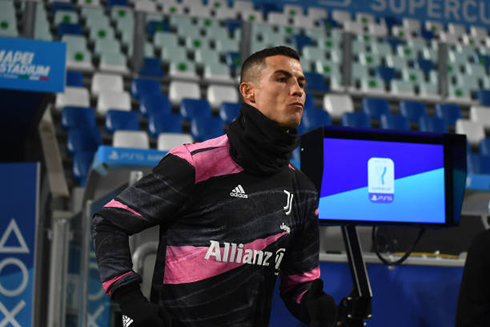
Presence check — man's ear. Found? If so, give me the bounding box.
[239,82,255,104]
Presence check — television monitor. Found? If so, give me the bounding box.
[300,126,467,227]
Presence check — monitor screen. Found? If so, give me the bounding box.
[320,138,445,224]
[300,126,467,227]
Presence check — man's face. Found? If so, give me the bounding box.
[246,55,306,129]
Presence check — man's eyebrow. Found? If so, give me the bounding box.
[272,70,306,82]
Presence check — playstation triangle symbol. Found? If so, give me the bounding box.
[0,218,29,254]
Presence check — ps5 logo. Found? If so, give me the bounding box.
[368,157,394,203]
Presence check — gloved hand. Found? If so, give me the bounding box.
[113,284,166,327]
[304,279,337,327]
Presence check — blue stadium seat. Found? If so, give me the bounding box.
[467,153,490,174]
[219,102,241,125]
[147,21,170,36]
[399,100,427,123]
[476,89,490,106]
[291,34,313,51]
[320,18,339,29]
[139,94,172,118]
[419,116,447,133]
[479,138,490,155]
[304,93,316,112]
[362,97,390,119]
[475,54,490,69]
[58,23,83,37]
[106,0,128,7]
[67,127,102,156]
[380,113,409,131]
[139,57,164,77]
[301,108,331,132]
[131,78,162,100]
[73,151,95,186]
[415,59,434,75]
[381,16,401,30]
[105,110,140,135]
[420,28,435,41]
[61,106,96,130]
[435,103,462,127]
[341,112,371,128]
[148,112,182,138]
[66,71,84,87]
[180,99,212,122]
[191,116,224,142]
[225,19,241,34]
[375,66,397,84]
[51,3,75,13]
[304,72,329,92]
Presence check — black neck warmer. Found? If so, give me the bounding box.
[227,103,300,176]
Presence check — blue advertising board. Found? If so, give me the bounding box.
[0,163,39,327]
[0,37,66,93]
[250,0,490,28]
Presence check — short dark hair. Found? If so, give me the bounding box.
[240,46,300,83]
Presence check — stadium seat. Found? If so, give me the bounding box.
[362,97,390,119]
[157,133,194,151]
[419,116,447,133]
[380,113,409,131]
[72,151,95,186]
[66,71,84,87]
[470,106,490,129]
[180,99,212,122]
[113,130,150,149]
[57,23,83,37]
[476,89,490,106]
[435,103,462,127]
[207,85,239,109]
[341,112,371,128]
[61,106,96,130]
[169,81,201,105]
[304,72,329,92]
[105,110,139,134]
[399,101,427,123]
[455,119,485,146]
[375,65,397,84]
[148,112,183,138]
[139,94,171,118]
[191,116,224,142]
[55,87,90,111]
[301,108,331,132]
[219,102,241,124]
[323,94,354,120]
[414,58,434,75]
[91,73,124,96]
[96,91,132,116]
[139,58,164,77]
[67,127,102,156]
[479,138,490,155]
[131,78,161,100]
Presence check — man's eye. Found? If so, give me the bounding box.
[277,77,286,82]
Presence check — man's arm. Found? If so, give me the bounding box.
[91,150,196,297]
[279,188,337,326]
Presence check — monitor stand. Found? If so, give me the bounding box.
[337,225,373,326]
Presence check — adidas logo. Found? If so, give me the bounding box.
[230,184,248,198]
[122,315,133,327]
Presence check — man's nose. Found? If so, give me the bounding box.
[291,80,304,97]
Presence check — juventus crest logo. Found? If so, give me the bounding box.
[283,190,293,215]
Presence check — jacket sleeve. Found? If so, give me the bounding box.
[91,148,196,297]
[279,185,321,323]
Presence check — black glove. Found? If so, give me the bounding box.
[113,284,166,327]
[304,279,337,327]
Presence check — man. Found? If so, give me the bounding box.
[92,46,336,326]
